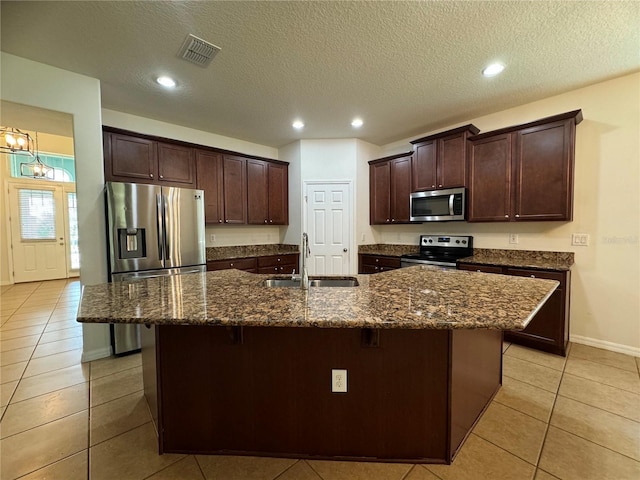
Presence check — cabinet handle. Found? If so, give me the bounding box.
[374,266,379,271]
[159,175,164,180]
[431,184,435,188]
[225,220,229,223]
[530,275,536,278]
[375,258,379,262]
[438,184,442,188]
[504,214,509,218]
[270,220,273,223]
[515,214,520,218]
[391,218,395,222]
[218,219,223,223]
[277,258,281,262]
[477,269,481,272]
[386,218,390,222]
[230,263,234,267]
[149,173,154,179]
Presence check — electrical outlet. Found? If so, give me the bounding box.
[572,233,590,246]
[331,369,347,393]
[509,233,519,244]
[210,234,216,243]
[361,233,366,242]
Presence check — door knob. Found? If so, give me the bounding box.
[343,248,347,252]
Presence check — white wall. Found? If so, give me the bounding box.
[280,141,302,246]
[375,73,640,355]
[1,53,111,361]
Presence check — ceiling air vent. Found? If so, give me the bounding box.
[178,34,221,67]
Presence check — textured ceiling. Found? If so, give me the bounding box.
[1,1,638,148]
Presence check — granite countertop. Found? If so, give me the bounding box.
[207,244,299,261]
[77,267,558,330]
[358,244,419,257]
[458,249,574,271]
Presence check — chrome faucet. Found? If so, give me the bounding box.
[301,232,310,290]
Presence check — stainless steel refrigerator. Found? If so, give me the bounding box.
[105,181,206,354]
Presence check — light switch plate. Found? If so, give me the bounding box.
[509,233,519,244]
[572,233,589,246]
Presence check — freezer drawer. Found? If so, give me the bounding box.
[112,323,141,355]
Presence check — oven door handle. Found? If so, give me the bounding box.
[449,194,455,216]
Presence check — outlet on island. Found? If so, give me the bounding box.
[331,369,347,393]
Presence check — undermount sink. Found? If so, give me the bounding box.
[263,277,359,288]
[263,279,302,288]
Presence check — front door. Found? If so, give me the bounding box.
[8,182,68,282]
[305,182,351,275]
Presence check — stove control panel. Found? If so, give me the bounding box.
[419,235,473,248]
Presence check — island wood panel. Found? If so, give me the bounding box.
[146,325,502,463]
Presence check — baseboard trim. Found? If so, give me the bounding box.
[570,334,640,358]
[81,345,113,363]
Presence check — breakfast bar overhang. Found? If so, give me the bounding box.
[77,266,558,464]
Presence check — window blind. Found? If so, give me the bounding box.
[19,189,56,240]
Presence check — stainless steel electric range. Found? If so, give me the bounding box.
[400,235,473,269]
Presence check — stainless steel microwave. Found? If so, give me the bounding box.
[410,187,466,222]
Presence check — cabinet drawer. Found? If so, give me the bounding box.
[257,254,299,268]
[457,263,504,274]
[360,255,401,269]
[506,268,565,287]
[207,258,257,272]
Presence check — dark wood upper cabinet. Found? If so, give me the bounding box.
[105,132,157,183]
[369,153,412,225]
[467,133,513,222]
[267,162,288,225]
[467,110,582,222]
[410,125,479,191]
[370,160,391,225]
[222,155,247,224]
[247,159,289,225]
[514,120,575,220]
[157,142,195,186]
[195,150,223,224]
[104,131,196,188]
[247,159,269,224]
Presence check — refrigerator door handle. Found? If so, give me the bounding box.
[156,194,165,261]
[163,193,170,260]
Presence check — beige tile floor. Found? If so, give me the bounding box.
[1,279,639,479]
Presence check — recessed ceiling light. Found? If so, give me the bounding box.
[351,118,363,128]
[156,76,177,88]
[482,63,505,77]
[292,120,304,130]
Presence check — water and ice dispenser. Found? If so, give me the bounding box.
[117,228,146,259]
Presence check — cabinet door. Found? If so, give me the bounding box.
[268,163,288,225]
[107,133,157,182]
[196,150,223,224]
[513,120,574,221]
[222,155,247,224]
[157,143,195,186]
[438,132,467,189]
[247,159,269,224]
[467,134,513,222]
[370,162,391,224]
[412,140,437,192]
[390,156,412,222]
[505,268,567,355]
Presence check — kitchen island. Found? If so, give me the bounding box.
[77,266,558,464]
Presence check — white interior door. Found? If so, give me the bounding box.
[8,182,68,282]
[305,182,351,275]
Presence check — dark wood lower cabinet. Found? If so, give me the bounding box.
[358,254,401,274]
[458,263,570,356]
[141,325,502,463]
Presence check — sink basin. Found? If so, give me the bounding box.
[309,278,359,287]
[262,277,359,288]
[263,279,302,288]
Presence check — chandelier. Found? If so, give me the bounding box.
[19,132,53,179]
[1,126,35,156]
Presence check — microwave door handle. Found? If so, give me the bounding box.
[156,194,164,261]
[449,194,455,216]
